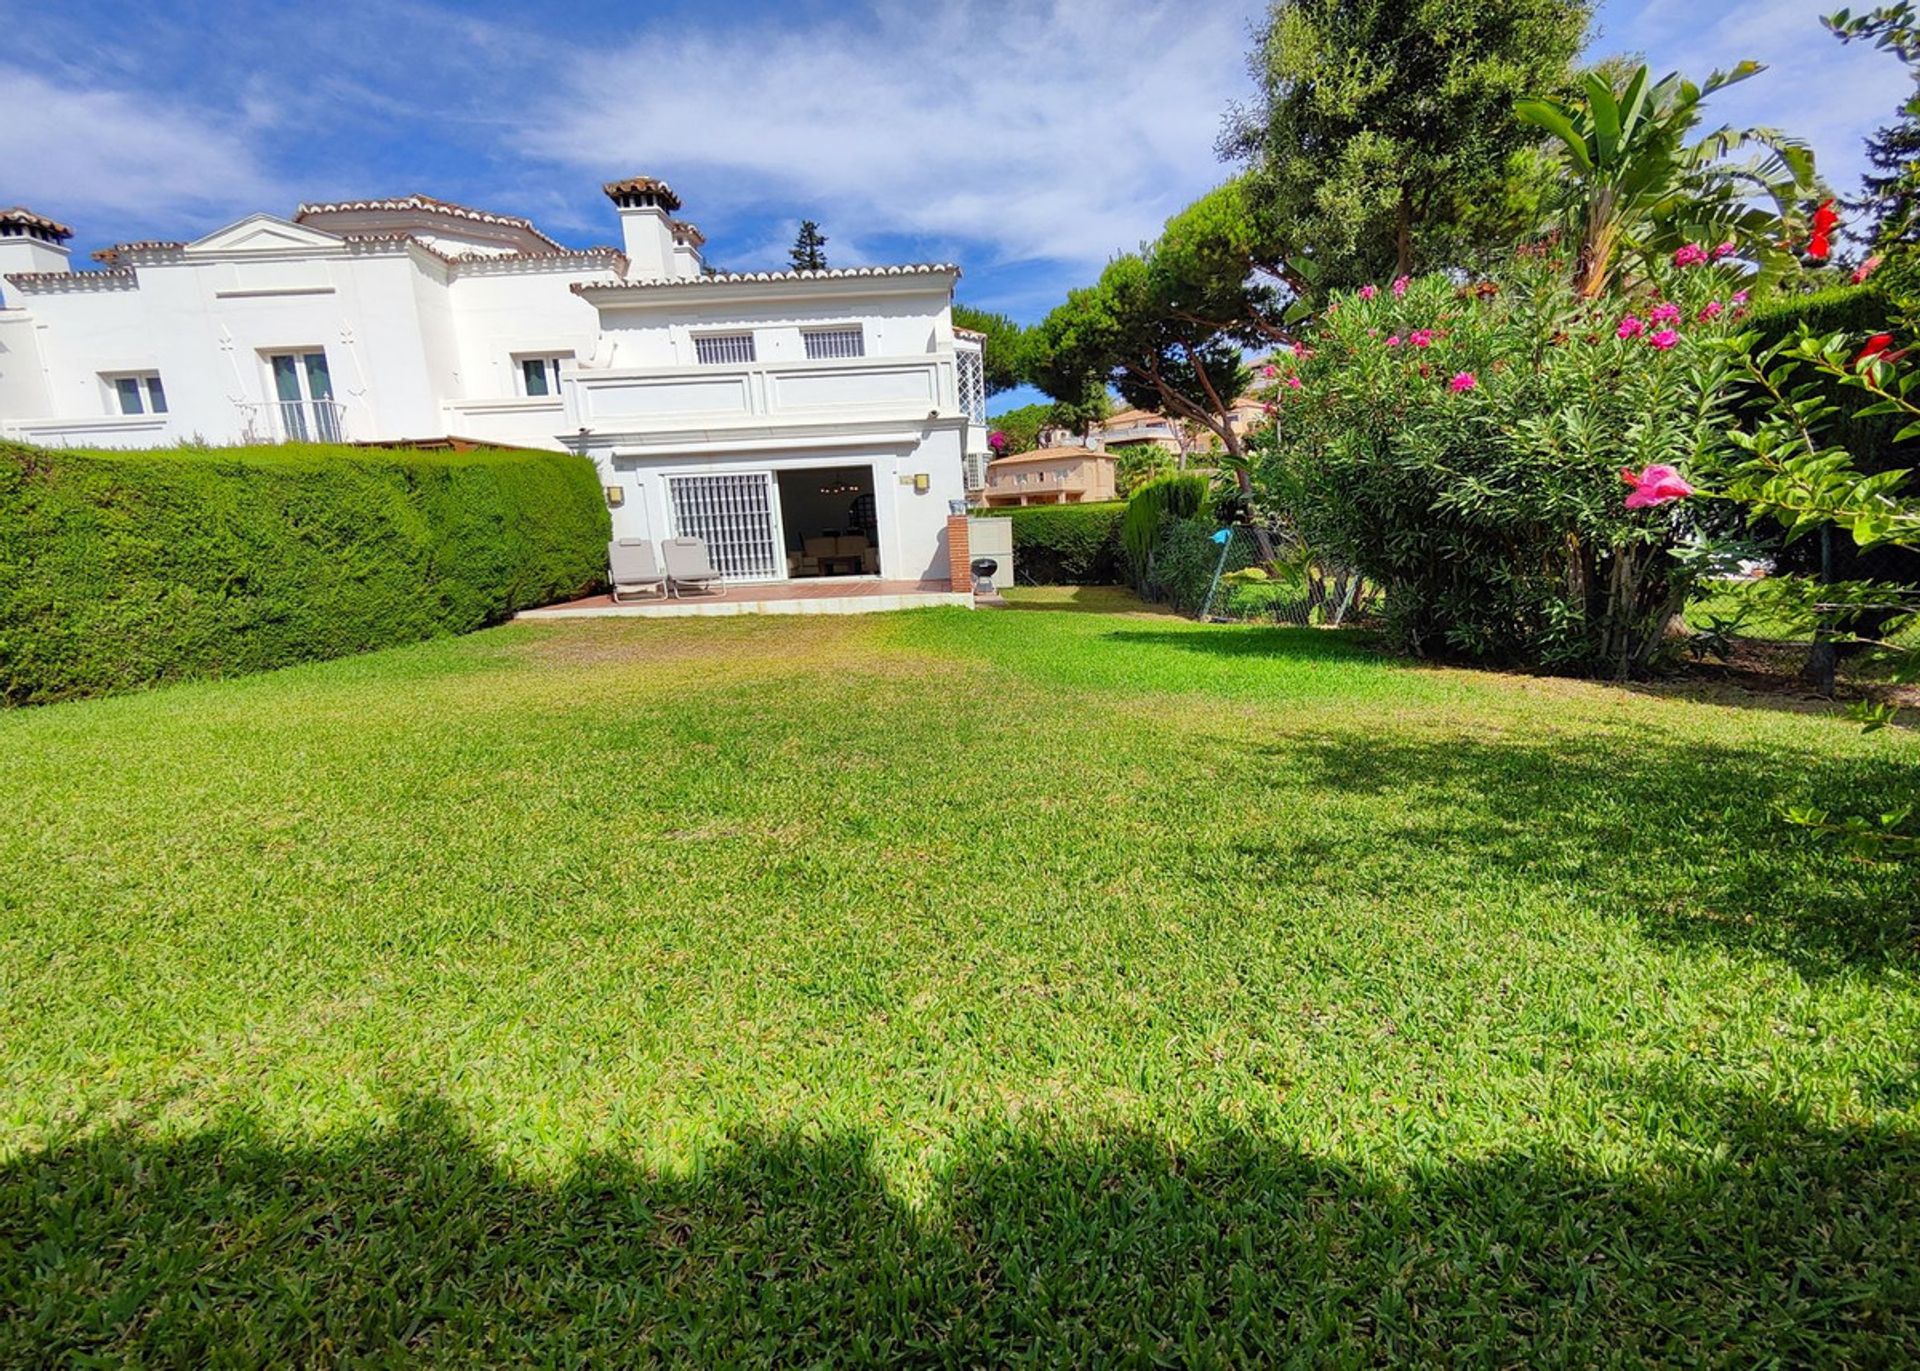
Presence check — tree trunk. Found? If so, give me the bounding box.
[1394,188,1413,279]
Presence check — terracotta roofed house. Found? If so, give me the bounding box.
[982,445,1118,507]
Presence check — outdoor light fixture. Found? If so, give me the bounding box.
[604,485,624,507]
[913,473,930,493]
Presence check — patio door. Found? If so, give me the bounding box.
[268,351,340,442]
[666,472,783,581]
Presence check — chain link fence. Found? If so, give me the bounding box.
[1186,525,1377,627]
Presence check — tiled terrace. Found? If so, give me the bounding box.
[516,578,971,620]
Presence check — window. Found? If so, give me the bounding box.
[803,326,865,360]
[516,355,565,397]
[955,345,986,422]
[693,333,756,365]
[108,373,167,415]
[1016,473,1028,486]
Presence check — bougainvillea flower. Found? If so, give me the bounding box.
[1621,464,1694,509]
[1449,372,1477,391]
[1649,302,1682,324]
[1409,329,1435,348]
[1617,316,1645,339]
[1698,300,1724,321]
[1385,334,1403,347]
[1672,243,1709,267]
[1808,199,1838,260]
[1392,275,1410,298]
[1856,333,1896,365]
[1853,254,1884,284]
[1711,241,1738,259]
[1648,328,1680,351]
[1358,284,1377,300]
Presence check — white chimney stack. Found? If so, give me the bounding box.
[603,176,681,280]
[0,208,74,305]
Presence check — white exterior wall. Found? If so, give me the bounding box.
[1,189,978,585]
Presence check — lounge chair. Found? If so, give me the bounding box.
[608,538,667,602]
[662,536,727,598]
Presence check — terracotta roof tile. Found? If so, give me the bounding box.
[573,263,958,292]
[603,176,683,211]
[0,207,73,240]
[295,194,567,252]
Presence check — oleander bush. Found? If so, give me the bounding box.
[978,501,1128,584]
[0,442,607,704]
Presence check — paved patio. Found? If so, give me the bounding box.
[516,578,972,620]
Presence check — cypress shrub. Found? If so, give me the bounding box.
[0,442,608,704]
[1120,473,1210,586]
[977,501,1127,583]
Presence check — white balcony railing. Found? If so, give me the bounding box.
[571,355,956,433]
[237,399,347,444]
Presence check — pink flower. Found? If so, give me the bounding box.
[1649,302,1682,324]
[1698,300,1723,321]
[1384,334,1403,347]
[1262,364,1277,378]
[1449,371,1477,392]
[1286,375,1302,390]
[1617,315,1645,340]
[1711,241,1738,259]
[1673,243,1709,268]
[1853,254,1884,284]
[1409,328,1435,348]
[1731,290,1749,306]
[1359,283,1377,300]
[1621,464,1694,509]
[1648,328,1679,351]
[1392,275,1410,298]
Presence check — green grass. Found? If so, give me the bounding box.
[1,603,1917,1362]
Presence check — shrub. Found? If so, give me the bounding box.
[0,442,608,704]
[1120,473,1210,581]
[977,501,1127,583]
[1141,517,1222,612]
[1256,254,1748,675]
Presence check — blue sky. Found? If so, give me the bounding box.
[0,0,1907,414]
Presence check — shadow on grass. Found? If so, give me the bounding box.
[2,1088,1913,1363]
[999,586,1180,616]
[1248,727,1920,976]
[1102,625,1388,661]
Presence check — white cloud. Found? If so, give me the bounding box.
[0,68,280,225]
[520,0,1261,273]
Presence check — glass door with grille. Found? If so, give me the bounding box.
[666,472,784,582]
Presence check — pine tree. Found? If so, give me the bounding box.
[789,221,829,272]
[1855,97,1920,247]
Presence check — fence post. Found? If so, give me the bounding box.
[1198,527,1234,621]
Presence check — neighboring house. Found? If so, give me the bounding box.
[981,446,1118,507]
[1036,398,1268,461]
[0,181,991,586]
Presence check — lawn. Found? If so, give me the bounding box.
[1,598,1916,1362]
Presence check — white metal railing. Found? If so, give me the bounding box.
[693,333,756,365]
[236,399,347,444]
[803,327,866,360]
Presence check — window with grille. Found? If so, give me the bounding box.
[693,333,756,365]
[666,473,780,580]
[803,326,865,360]
[956,346,986,423]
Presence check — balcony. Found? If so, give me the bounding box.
[236,399,348,445]
[569,354,960,441]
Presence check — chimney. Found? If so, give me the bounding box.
[670,219,705,279]
[603,176,681,279]
[0,208,73,305]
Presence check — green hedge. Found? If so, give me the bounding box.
[977,501,1128,583]
[1,442,608,704]
[1743,283,1890,346]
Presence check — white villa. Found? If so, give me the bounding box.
[0,180,992,588]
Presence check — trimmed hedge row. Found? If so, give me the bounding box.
[1,442,609,704]
[976,501,1129,584]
